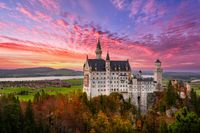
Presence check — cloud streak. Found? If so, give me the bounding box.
[0,0,200,71]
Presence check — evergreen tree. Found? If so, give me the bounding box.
[190,88,200,115]
[1,95,22,133]
[23,100,36,133]
[159,120,168,133]
[165,81,177,107]
[169,107,200,133]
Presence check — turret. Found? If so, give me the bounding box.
[106,51,110,61]
[154,59,163,89]
[105,51,110,95]
[138,70,142,79]
[106,51,110,70]
[95,39,102,59]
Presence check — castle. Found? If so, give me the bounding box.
[83,40,163,112]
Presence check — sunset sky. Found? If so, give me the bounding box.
[0,0,200,72]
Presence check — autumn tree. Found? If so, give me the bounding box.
[111,115,134,133]
[93,111,110,133]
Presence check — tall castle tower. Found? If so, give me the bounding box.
[106,51,110,95]
[95,39,102,59]
[154,59,163,89]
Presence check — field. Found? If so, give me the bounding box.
[196,90,200,95]
[189,82,200,96]
[190,83,200,90]
[0,78,83,101]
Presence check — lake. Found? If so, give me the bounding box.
[191,79,200,83]
[0,76,83,82]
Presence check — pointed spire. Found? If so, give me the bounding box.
[106,51,110,61]
[86,54,88,60]
[95,38,102,59]
[97,38,101,50]
[155,59,161,63]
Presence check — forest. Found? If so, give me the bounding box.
[0,80,200,133]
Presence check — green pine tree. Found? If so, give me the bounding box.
[165,81,177,107]
[159,120,168,133]
[23,100,36,133]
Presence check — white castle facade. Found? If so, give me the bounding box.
[83,40,163,112]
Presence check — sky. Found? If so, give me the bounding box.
[0,0,200,72]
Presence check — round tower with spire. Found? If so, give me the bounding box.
[154,59,163,90]
[106,51,111,95]
[95,39,102,59]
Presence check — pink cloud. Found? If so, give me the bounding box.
[111,0,127,10]
[0,2,7,9]
[17,6,52,22]
[0,21,7,28]
[55,19,69,29]
[38,0,59,12]
[0,40,86,69]
[129,1,142,17]
[1,0,199,71]
[78,0,94,13]
[18,7,34,20]
[143,0,155,14]
[35,11,52,21]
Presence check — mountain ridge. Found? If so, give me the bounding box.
[0,67,83,78]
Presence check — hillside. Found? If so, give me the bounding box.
[0,67,83,78]
[163,72,200,81]
[140,71,200,81]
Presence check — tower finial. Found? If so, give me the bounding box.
[95,39,102,59]
[97,39,101,50]
[86,54,88,60]
[155,59,161,63]
[106,51,110,60]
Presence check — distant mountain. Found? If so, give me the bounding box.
[1,67,199,80]
[139,71,200,81]
[0,67,83,78]
[163,71,200,81]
